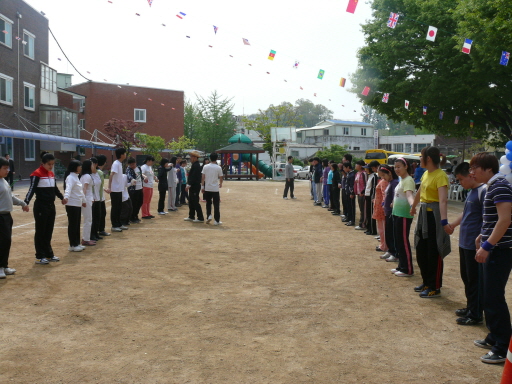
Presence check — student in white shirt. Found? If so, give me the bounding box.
[201,153,224,225]
[63,160,86,252]
[105,148,127,231]
[141,155,158,219]
[90,157,102,242]
[120,174,135,226]
[80,160,96,246]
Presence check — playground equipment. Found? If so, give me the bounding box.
[226,153,273,178]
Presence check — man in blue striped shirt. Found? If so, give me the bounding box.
[470,153,512,364]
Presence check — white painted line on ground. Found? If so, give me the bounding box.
[227,189,230,193]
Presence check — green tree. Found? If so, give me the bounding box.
[167,136,197,156]
[184,99,200,140]
[194,91,237,153]
[315,144,350,164]
[243,102,302,156]
[350,0,512,146]
[294,99,333,127]
[135,133,166,163]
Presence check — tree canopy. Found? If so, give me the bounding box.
[351,0,512,146]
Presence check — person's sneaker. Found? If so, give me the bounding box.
[4,267,16,275]
[193,219,204,223]
[456,317,483,325]
[112,227,123,232]
[141,216,152,220]
[419,288,441,298]
[455,308,468,317]
[99,231,111,236]
[283,197,288,200]
[148,215,155,218]
[158,212,166,215]
[36,258,49,264]
[380,252,392,259]
[345,221,354,226]
[374,236,380,239]
[78,245,86,250]
[120,225,129,230]
[214,221,222,226]
[376,247,384,252]
[395,271,414,277]
[474,339,493,349]
[81,240,96,246]
[354,226,364,230]
[68,246,83,252]
[291,197,297,199]
[0,268,5,279]
[129,220,138,224]
[341,215,346,219]
[314,202,322,206]
[48,256,60,262]
[385,255,399,262]
[206,215,212,224]
[322,205,329,208]
[390,268,398,273]
[481,351,506,364]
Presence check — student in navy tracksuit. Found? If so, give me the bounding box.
[25,152,65,264]
[343,162,355,226]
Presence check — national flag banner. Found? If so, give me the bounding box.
[133,92,137,95]
[147,0,153,6]
[318,69,325,79]
[455,116,460,124]
[339,78,346,87]
[439,111,444,120]
[242,38,250,45]
[15,36,21,40]
[1,30,7,34]
[387,13,399,29]
[426,26,437,42]
[462,38,472,54]
[361,86,370,96]
[176,12,186,19]
[57,58,61,61]
[500,51,510,66]
[268,50,276,60]
[470,120,474,128]
[117,85,122,88]
[423,106,427,115]
[293,61,299,69]
[382,93,389,103]
[135,13,141,16]
[161,103,165,106]
[346,0,359,14]
[148,98,152,101]
[300,86,303,90]
[213,26,218,35]
[314,93,317,97]
[405,100,409,109]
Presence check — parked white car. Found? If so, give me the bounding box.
[297,166,310,179]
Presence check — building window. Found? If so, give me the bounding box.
[24,139,35,161]
[343,127,349,135]
[414,143,428,153]
[291,150,299,157]
[134,109,146,122]
[0,13,13,48]
[394,143,404,152]
[41,64,57,93]
[405,143,412,153]
[79,119,85,129]
[380,144,392,151]
[23,30,35,59]
[353,147,360,150]
[24,82,35,110]
[361,128,367,136]
[0,72,13,105]
[323,129,329,136]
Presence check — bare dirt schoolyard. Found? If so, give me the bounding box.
[0,179,509,383]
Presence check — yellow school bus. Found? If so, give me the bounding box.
[364,149,409,164]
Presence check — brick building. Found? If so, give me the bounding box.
[65,81,184,159]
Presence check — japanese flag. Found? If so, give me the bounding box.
[405,100,409,109]
[426,26,437,42]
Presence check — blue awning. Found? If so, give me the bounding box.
[0,127,115,150]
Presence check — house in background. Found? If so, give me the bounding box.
[378,134,436,153]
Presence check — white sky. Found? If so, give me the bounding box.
[25,0,374,119]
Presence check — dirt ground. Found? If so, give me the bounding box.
[0,179,509,383]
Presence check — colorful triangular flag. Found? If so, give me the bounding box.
[213,26,218,35]
[346,0,358,14]
[361,86,370,96]
[242,38,250,45]
[318,69,325,79]
[470,120,474,128]
[439,111,444,120]
[405,100,409,109]
[387,13,399,29]
[176,12,186,19]
[147,0,153,6]
[500,51,510,66]
[382,93,389,103]
[268,50,276,60]
[423,106,427,115]
[426,26,437,42]
[339,78,346,87]
[462,38,472,54]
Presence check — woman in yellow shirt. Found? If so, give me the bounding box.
[410,147,451,298]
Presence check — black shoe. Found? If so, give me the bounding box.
[414,284,427,292]
[376,247,384,252]
[419,288,441,298]
[455,308,468,317]
[176,204,182,207]
[456,317,483,326]
[474,339,493,349]
[480,351,506,364]
[149,215,155,219]
[92,236,103,241]
[99,231,111,236]
[341,218,348,221]
[142,216,152,219]
[345,222,354,226]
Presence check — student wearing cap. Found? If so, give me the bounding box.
[184,151,204,222]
